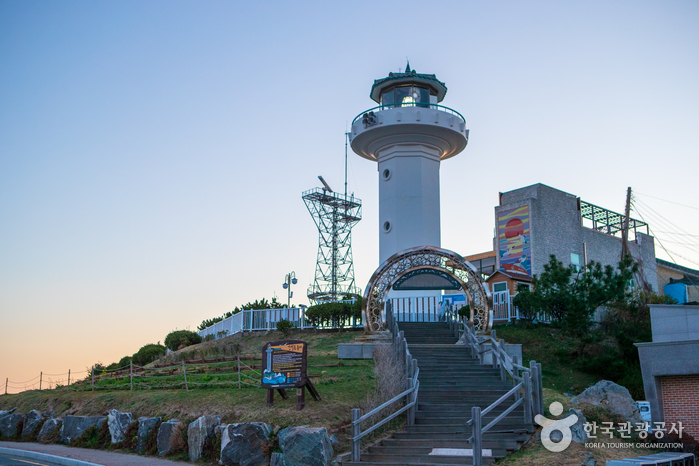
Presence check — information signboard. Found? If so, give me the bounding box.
[261,340,307,389]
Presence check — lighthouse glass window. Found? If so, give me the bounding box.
[382,85,430,108]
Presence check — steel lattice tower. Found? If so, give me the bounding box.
[303,181,362,304]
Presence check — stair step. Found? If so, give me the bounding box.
[380,438,521,450]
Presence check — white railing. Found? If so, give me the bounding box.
[198,308,307,339]
[350,306,419,462]
[198,306,362,340]
[389,296,441,322]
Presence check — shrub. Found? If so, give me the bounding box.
[305,296,362,328]
[132,344,167,366]
[164,330,202,351]
[276,319,295,337]
[458,305,470,318]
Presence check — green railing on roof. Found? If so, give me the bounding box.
[351,103,466,126]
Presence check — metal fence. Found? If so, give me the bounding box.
[197,306,362,340]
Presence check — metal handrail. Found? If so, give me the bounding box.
[350,307,419,462]
[460,319,543,466]
[351,103,466,126]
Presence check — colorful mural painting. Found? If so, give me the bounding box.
[498,206,531,275]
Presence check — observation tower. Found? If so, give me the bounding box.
[349,64,469,264]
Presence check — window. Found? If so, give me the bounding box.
[517,283,530,292]
[382,168,391,180]
[383,221,391,233]
[493,283,507,293]
[571,253,581,272]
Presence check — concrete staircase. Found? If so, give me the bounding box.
[344,322,532,466]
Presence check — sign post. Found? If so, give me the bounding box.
[261,339,321,410]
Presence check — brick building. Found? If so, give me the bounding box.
[636,304,699,440]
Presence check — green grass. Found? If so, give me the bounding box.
[492,323,600,395]
[0,329,375,454]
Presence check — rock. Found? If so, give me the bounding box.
[272,426,333,466]
[187,415,221,462]
[583,459,597,466]
[329,434,339,446]
[107,409,132,444]
[273,425,281,435]
[136,416,161,453]
[571,380,643,423]
[22,410,46,438]
[157,419,182,457]
[0,408,16,417]
[59,415,107,444]
[0,413,24,438]
[569,408,587,443]
[37,418,62,442]
[220,422,272,466]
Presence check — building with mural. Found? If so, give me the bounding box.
[465,183,659,322]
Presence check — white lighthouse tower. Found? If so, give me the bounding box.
[349,64,469,264]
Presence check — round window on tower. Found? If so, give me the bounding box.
[382,168,391,180]
[383,221,392,233]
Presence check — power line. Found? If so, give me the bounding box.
[632,199,699,256]
[635,192,699,211]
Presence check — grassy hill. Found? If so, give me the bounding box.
[0,328,374,454]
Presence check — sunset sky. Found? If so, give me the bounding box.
[1,1,698,393]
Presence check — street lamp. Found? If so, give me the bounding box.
[282,272,298,308]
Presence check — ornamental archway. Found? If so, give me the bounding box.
[362,246,492,333]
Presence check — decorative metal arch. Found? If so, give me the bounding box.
[362,246,492,333]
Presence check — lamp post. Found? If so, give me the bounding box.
[282,272,298,309]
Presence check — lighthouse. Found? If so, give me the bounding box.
[349,64,469,264]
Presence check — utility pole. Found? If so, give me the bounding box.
[621,187,631,260]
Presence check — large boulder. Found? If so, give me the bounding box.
[136,416,161,454]
[569,408,588,443]
[187,415,221,462]
[571,380,643,423]
[21,410,46,439]
[0,412,24,438]
[107,409,132,444]
[37,418,62,443]
[271,426,333,466]
[0,408,16,417]
[59,415,107,444]
[220,422,272,466]
[157,419,182,457]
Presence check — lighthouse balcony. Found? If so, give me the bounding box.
[349,103,469,162]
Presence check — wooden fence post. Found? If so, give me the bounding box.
[130,362,133,391]
[499,339,506,381]
[529,360,540,417]
[472,406,482,466]
[351,408,361,462]
[182,361,189,391]
[537,362,544,415]
[237,356,241,389]
[39,372,42,391]
[523,372,532,425]
[4,378,7,395]
[513,356,521,401]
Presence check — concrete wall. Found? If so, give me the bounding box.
[635,340,699,424]
[650,304,699,342]
[497,183,658,291]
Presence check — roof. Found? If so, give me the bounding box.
[370,63,448,103]
[486,270,533,282]
[464,250,497,261]
[657,258,699,279]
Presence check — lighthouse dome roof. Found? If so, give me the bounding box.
[370,63,448,103]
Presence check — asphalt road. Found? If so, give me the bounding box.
[0,453,65,466]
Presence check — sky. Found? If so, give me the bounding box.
[1,1,698,393]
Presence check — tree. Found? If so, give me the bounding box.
[513,254,638,334]
[164,330,202,351]
[132,343,167,366]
